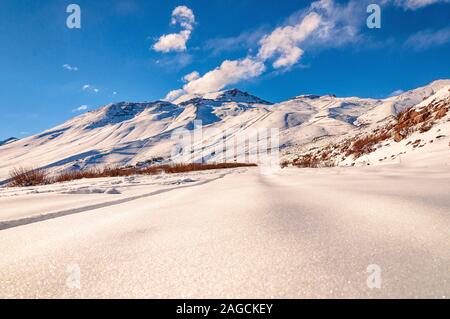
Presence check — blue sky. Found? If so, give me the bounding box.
[1,0,450,140]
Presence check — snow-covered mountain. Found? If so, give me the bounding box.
[173,88,272,105]
[0,137,18,147]
[1,81,449,179]
[284,82,450,167]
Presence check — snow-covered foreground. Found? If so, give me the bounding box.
[0,165,449,298]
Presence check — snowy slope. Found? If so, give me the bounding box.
[1,82,450,179]
[283,83,450,168]
[0,137,18,146]
[344,85,450,167]
[357,80,450,125]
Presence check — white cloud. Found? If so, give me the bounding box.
[82,84,100,93]
[154,30,191,53]
[171,5,195,30]
[303,0,364,49]
[183,58,266,94]
[405,27,450,50]
[165,58,265,99]
[183,71,200,82]
[164,89,185,101]
[389,0,449,10]
[257,12,321,68]
[153,6,195,53]
[175,6,325,94]
[72,105,88,112]
[164,0,362,98]
[62,64,78,71]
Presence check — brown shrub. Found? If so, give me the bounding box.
[160,162,256,173]
[280,161,290,168]
[435,107,448,120]
[394,132,405,142]
[395,107,412,122]
[412,111,431,124]
[54,166,148,183]
[419,123,433,133]
[9,162,257,187]
[346,131,390,158]
[287,99,449,169]
[8,167,49,187]
[53,168,101,183]
[293,154,320,168]
[101,166,138,177]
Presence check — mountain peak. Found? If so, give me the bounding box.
[214,89,272,104]
[174,88,272,105]
[294,94,337,100]
[221,88,251,97]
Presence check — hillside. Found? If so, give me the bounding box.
[1,81,450,180]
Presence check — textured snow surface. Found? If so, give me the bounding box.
[0,164,449,298]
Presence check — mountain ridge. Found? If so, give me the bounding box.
[0,80,449,179]
[0,137,18,146]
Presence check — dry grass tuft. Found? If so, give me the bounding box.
[8,162,257,187]
[159,162,255,174]
[8,167,50,187]
[346,131,391,158]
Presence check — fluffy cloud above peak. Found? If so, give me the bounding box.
[165,0,363,99]
[164,58,266,100]
[164,89,185,101]
[257,12,321,69]
[183,58,266,94]
[153,6,196,53]
[154,30,191,53]
[183,71,200,82]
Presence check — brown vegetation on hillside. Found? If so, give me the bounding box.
[8,162,257,187]
[285,98,449,168]
[8,167,49,187]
